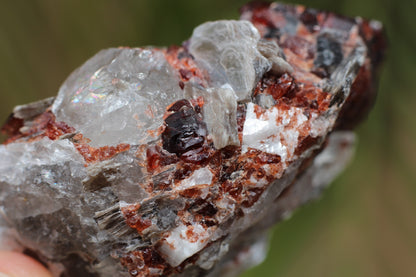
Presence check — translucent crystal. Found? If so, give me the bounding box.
[189,20,271,102]
[52,48,185,147]
[198,86,239,149]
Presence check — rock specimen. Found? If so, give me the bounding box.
[0,2,385,277]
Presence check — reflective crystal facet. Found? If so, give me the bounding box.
[52,48,185,147]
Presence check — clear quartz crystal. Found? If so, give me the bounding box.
[52,48,185,147]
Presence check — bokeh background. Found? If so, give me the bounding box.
[0,0,415,276]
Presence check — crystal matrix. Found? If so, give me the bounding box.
[0,2,385,277]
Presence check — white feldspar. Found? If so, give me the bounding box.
[176,167,213,191]
[242,103,308,163]
[52,48,185,147]
[160,222,211,267]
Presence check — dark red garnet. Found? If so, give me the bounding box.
[162,99,207,156]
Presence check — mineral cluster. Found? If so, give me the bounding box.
[0,2,385,277]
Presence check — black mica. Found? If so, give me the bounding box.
[313,34,343,76]
[138,197,181,232]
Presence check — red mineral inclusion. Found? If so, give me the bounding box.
[122,205,153,234]
[74,140,131,164]
[1,111,75,143]
[1,111,131,165]
[164,46,208,89]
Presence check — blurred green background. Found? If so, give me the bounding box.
[0,0,415,276]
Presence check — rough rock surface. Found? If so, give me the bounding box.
[0,2,385,277]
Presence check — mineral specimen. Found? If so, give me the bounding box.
[0,2,385,277]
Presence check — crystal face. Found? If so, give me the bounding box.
[189,20,271,102]
[0,2,385,277]
[52,48,186,147]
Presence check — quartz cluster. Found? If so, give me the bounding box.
[0,2,385,277]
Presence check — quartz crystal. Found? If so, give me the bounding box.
[0,2,385,277]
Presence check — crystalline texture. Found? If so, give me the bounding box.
[52,48,185,147]
[189,20,271,102]
[187,20,292,149]
[0,2,385,277]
